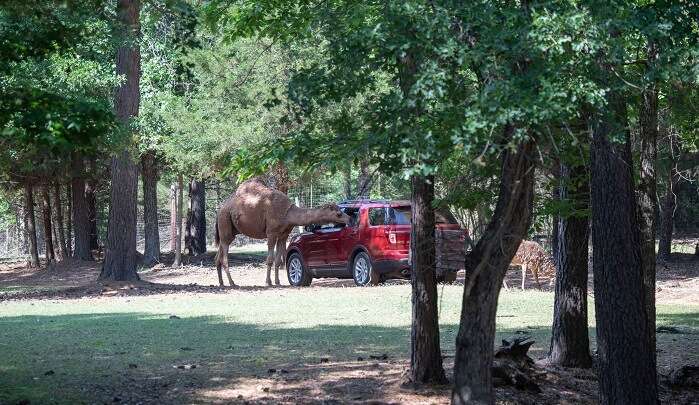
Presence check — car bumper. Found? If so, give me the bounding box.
[373,258,411,277]
[372,258,458,279]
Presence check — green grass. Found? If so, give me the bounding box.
[0,286,696,404]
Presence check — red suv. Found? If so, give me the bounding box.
[285,199,466,286]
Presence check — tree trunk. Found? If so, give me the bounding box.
[272,162,290,194]
[590,90,657,404]
[357,158,372,197]
[72,156,93,261]
[51,213,60,259]
[548,162,592,368]
[396,48,445,386]
[184,186,192,255]
[22,202,29,254]
[141,150,160,266]
[453,136,536,405]
[404,174,447,385]
[40,185,55,264]
[637,42,658,364]
[344,166,353,200]
[550,160,560,258]
[24,184,40,268]
[173,174,183,267]
[99,0,141,282]
[66,183,72,256]
[190,179,206,255]
[657,127,678,261]
[52,183,68,260]
[657,171,677,260]
[86,176,99,250]
[170,182,177,252]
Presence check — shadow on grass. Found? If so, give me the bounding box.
[2,309,697,404]
[0,312,571,404]
[0,312,416,404]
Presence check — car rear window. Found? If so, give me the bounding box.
[387,207,411,225]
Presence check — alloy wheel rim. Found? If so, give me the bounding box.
[355,257,369,284]
[289,257,302,284]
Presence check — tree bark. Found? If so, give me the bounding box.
[657,127,679,261]
[548,162,591,367]
[637,41,658,364]
[404,174,447,385]
[86,176,99,250]
[52,183,68,260]
[190,179,206,255]
[71,156,93,261]
[66,183,72,256]
[590,90,657,404]
[99,0,141,282]
[173,174,183,267]
[272,162,290,194]
[550,160,560,259]
[170,182,177,252]
[357,158,372,197]
[24,184,40,268]
[141,150,160,266]
[184,186,192,255]
[344,166,353,200]
[40,185,55,263]
[657,169,677,260]
[452,136,536,405]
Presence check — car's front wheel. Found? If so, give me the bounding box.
[287,252,312,286]
[353,252,379,286]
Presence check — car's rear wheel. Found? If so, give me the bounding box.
[353,252,378,286]
[287,252,312,286]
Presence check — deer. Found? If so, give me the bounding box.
[509,240,555,290]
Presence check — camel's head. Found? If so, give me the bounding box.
[317,203,351,225]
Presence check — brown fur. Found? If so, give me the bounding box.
[510,240,555,290]
[214,177,350,286]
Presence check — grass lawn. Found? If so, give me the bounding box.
[1,284,697,404]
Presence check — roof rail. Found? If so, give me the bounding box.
[340,198,391,204]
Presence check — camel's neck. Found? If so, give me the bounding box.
[286,205,331,226]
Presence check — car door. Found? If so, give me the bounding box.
[330,207,361,272]
[305,223,343,270]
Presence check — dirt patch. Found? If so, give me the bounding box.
[2,247,698,305]
[1,245,697,404]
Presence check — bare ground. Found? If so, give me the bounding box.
[1,244,698,404]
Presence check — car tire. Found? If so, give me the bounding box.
[287,252,312,287]
[353,252,379,286]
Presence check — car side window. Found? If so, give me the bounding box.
[368,208,386,226]
[342,207,360,227]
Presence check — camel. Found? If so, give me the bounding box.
[509,240,555,290]
[214,178,350,286]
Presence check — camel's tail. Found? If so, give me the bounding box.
[214,213,220,247]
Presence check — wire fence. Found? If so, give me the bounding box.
[0,180,367,260]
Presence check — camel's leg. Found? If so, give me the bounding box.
[222,245,234,286]
[265,237,277,286]
[215,244,225,286]
[217,242,235,287]
[274,234,288,285]
[521,264,527,290]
